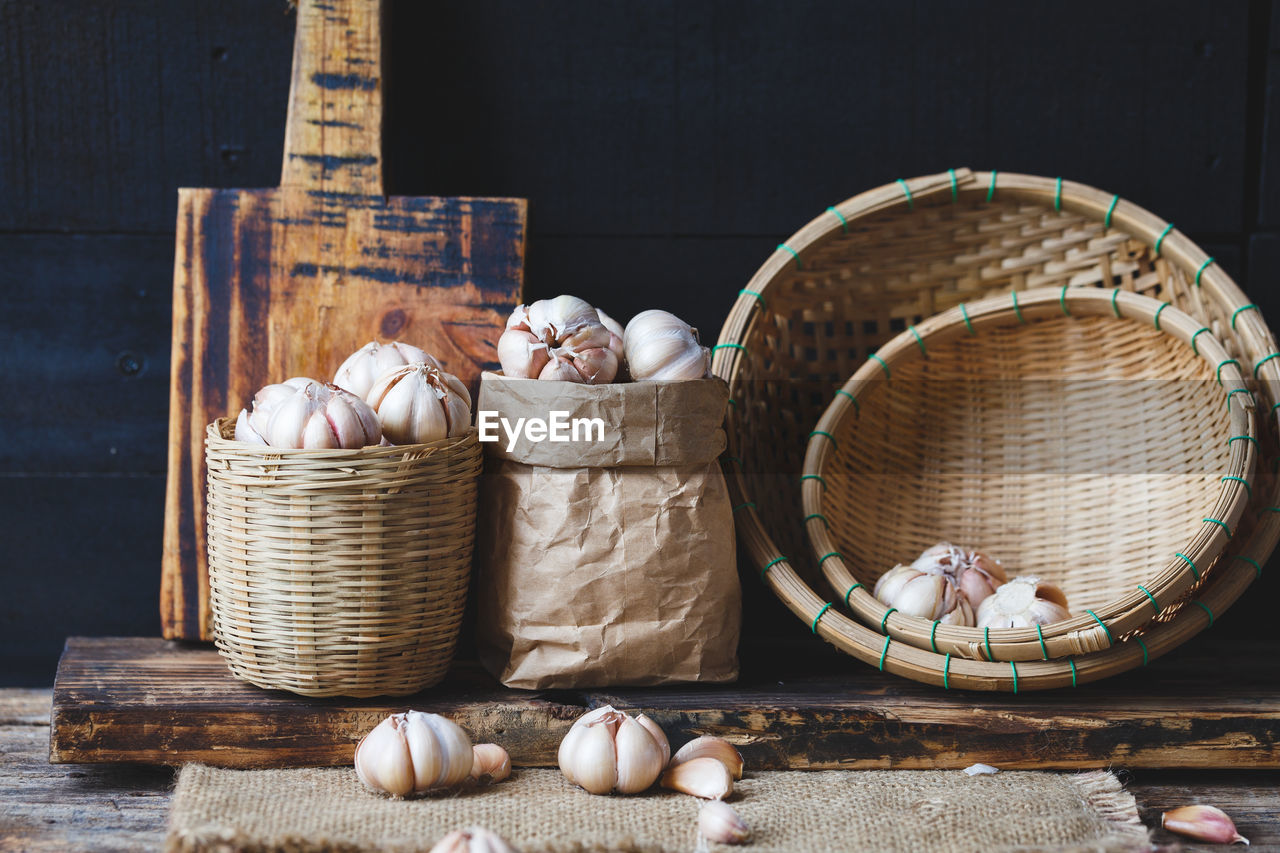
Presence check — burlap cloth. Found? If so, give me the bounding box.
[164,766,1149,853]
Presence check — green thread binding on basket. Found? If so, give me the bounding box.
[1228,435,1260,452]
[1153,301,1169,330]
[986,170,998,202]
[804,512,830,529]
[1232,304,1260,330]
[1085,609,1115,644]
[844,582,864,608]
[869,353,891,378]
[809,430,838,450]
[712,342,748,354]
[948,168,959,202]
[1254,352,1280,379]
[1235,555,1263,579]
[739,289,766,310]
[897,178,915,209]
[1060,286,1072,316]
[1193,600,1215,627]
[1195,257,1214,287]
[1190,327,1211,356]
[1134,635,1150,666]
[930,620,940,654]
[1222,475,1252,498]
[1035,624,1049,660]
[1155,223,1174,255]
[827,206,849,233]
[1227,389,1255,411]
[800,474,827,491]
[1175,551,1202,581]
[909,326,927,356]
[1012,290,1026,324]
[1111,288,1122,318]
[1069,658,1079,687]
[777,243,801,268]
[1054,176,1063,211]
[1010,661,1019,694]
[732,501,756,514]
[761,556,786,580]
[1266,506,1280,513]
[879,635,891,671]
[835,389,860,413]
[1137,584,1160,613]
[727,398,737,407]
[1216,359,1240,386]
[942,653,952,689]
[880,608,897,632]
[1104,194,1119,229]
[984,626,993,662]
[1203,517,1233,539]
[723,455,744,470]
[818,551,843,566]
[811,602,832,634]
[960,303,975,335]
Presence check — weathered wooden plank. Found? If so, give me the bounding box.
[48,636,1280,771]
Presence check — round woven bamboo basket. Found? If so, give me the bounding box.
[206,419,482,697]
[714,168,1280,690]
[802,287,1256,662]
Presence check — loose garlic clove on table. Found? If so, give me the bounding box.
[976,576,1072,629]
[470,744,511,783]
[699,800,751,844]
[660,756,734,800]
[429,827,522,853]
[558,705,668,795]
[333,340,441,399]
[669,736,743,780]
[355,711,475,798]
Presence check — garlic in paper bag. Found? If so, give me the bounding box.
[623,309,710,381]
[557,705,668,795]
[595,308,625,361]
[976,576,1071,629]
[354,711,474,798]
[334,340,441,398]
[366,362,472,444]
[498,296,618,383]
[234,377,381,449]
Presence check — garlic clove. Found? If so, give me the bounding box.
[557,705,616,785]
[893,573,950,620]
[635,714,670,767]
[660,755,733,800]
[539,356,585,383]
[976,576,1072,630]
[234,409,268,444]
[355,716,415,797]
[613,715,665,794]
[428,827,521,853]
[324,394,372,448]
[421,712,476,790]
[470,744,511,783]
[570,718,618,795]
[506,304,532,332]
[669,736,743,780]
[699,800,750,845]
[1162,805,1249,845]
[596,309,625,360]
[873,564,918,604]
[301,409,340,449]
[497,329,550,379]
[403,711,446,794]
[567,347,619,384]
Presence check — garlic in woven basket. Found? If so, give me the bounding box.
[498,295,618,384]
[874,542,1008,627]
[354,711,474,798]
[976,576,1072,629]
[557,705,669,795]
[366,362,472,444]
[234,377,382,449]
[333,340,441,398]
[623,309,710,381]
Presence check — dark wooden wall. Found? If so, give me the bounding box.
[2,0,1277,685]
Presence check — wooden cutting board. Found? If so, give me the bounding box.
[161,0,526,641]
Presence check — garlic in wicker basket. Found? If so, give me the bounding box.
[557,705,669,795]
[623,309,710,381]
[333,340,441,399]
[366,362,472,444]
[874,543,1009,627]
[976,576,1072,629]
[498,296,618,384]
[234,377,382,449]
[354,711,474,798]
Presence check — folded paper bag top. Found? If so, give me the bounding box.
[475,371,728,467]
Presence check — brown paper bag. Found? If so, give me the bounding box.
[474,372,741,688]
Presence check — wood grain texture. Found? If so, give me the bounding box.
[49,637,1280,771]
[160,0,527,641]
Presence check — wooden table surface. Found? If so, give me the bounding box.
[4,688,1279,851]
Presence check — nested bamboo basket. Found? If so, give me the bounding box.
[205,419,482,697]
[714,168,1280,690]
[802,287,1256,662]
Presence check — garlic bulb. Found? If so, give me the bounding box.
[428,827,521,853]
[660,755,733,800]
[557,705,668,795]
[333,340,441,399]
[498,296,618,383]
[366,362,472,444]
[911,542,1007,609]
[623,309,710,381]
[354,711,474,798]
[470,744,511,783]
[669,736,743,780]
[699,800,751,845]
[234,377,381,449]
[874,563,975,626]
[976,576,1071,629]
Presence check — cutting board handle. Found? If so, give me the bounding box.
[280,0,384,195]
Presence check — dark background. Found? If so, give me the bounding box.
[3,0,1278,685]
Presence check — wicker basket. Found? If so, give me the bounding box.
[205,419,482,697]
[714,168,1280,690]
[802,287,1256,662]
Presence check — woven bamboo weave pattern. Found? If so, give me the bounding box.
[206,420,482,697]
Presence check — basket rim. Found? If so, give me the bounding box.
[803,286,1256,661]
[713,167,1280,690]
